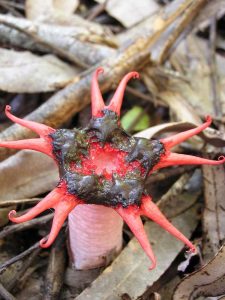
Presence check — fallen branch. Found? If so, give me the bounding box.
[0,14,115,67]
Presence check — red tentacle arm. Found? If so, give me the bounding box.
[160,116,212,149]
[5,105,55,137]
[155,153,225,170]
[140,196,195,252]
[8,186,66,223]
[106,72,140,116]
[115,205,156,270]
[91,68,105,117]
[40,196,81,248]
[0,138,54,158]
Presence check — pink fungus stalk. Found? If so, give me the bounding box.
[0,68,224,270]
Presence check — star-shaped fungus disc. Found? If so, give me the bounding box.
[1,67,224,270]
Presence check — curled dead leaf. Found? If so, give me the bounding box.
[135,121,225,147]
[173,245,225,300]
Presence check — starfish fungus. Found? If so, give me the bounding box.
[1,67,224,270]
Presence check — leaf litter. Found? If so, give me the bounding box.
[0,0,225,299]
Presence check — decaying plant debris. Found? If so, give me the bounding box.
[0,0,225,299]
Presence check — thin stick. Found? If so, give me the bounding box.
[0,0,24,10]
[0,214,53,239]
[0,198,41,208]
[87,1,108,21]
[126,86,154,103]
[44,231,66,300]
[0,0,23,17]
[208,15,221,118]
[0,242,40,273]
[0,20,89,68]
[0,283,15,300]
[6,248,41,291]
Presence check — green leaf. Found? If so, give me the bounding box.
[121,106,150,132]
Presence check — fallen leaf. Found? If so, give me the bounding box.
[0,150,58,202]
[0,49,78,93]
[173,245,225,299]
[54,0,79,15]
[170,35,225,117]
[102,0,160,28]
[135,121,225,148]
[121,106,150,132]
[202,163,225,262]
[26,0,79,20]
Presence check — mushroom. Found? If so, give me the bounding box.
[0,68,224,270]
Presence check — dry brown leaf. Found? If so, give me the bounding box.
[0,49,78,93]
[25,0,108,38]
[100,0,160,28]
[25,0,79,20]
[0,150,58,202]
[135,121,225,147]
[202,164,225,262]
[173,245,225,299]
[170,35,225,117]
[54,0,79,15]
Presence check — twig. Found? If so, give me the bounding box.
[147,165,196,184]
[208,15,222,118]
[0,0,23,17]
[6,248,41,291]
[0,198,41,208]
[0,242,40,273]
[0,19,89,68]
[0,0,24,10]
[87,1,108,21]
[0,283,15,300]
[0,14,115,66]
[157,0,206,64]
[0,214,53,239]
[126,86,154,103]
[44,231,66,300]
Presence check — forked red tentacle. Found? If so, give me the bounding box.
[8,186,66,223]
[116,205,156,270]
[155,153,225,170]
[91,68,105,117]
[5,105,55,137]
[140,196,195,252]
[40,196,80,248]
[0,138,54,158]
[107,72,140,116]
[161,116,212,149]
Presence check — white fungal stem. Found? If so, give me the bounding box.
[68,204,123,270]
